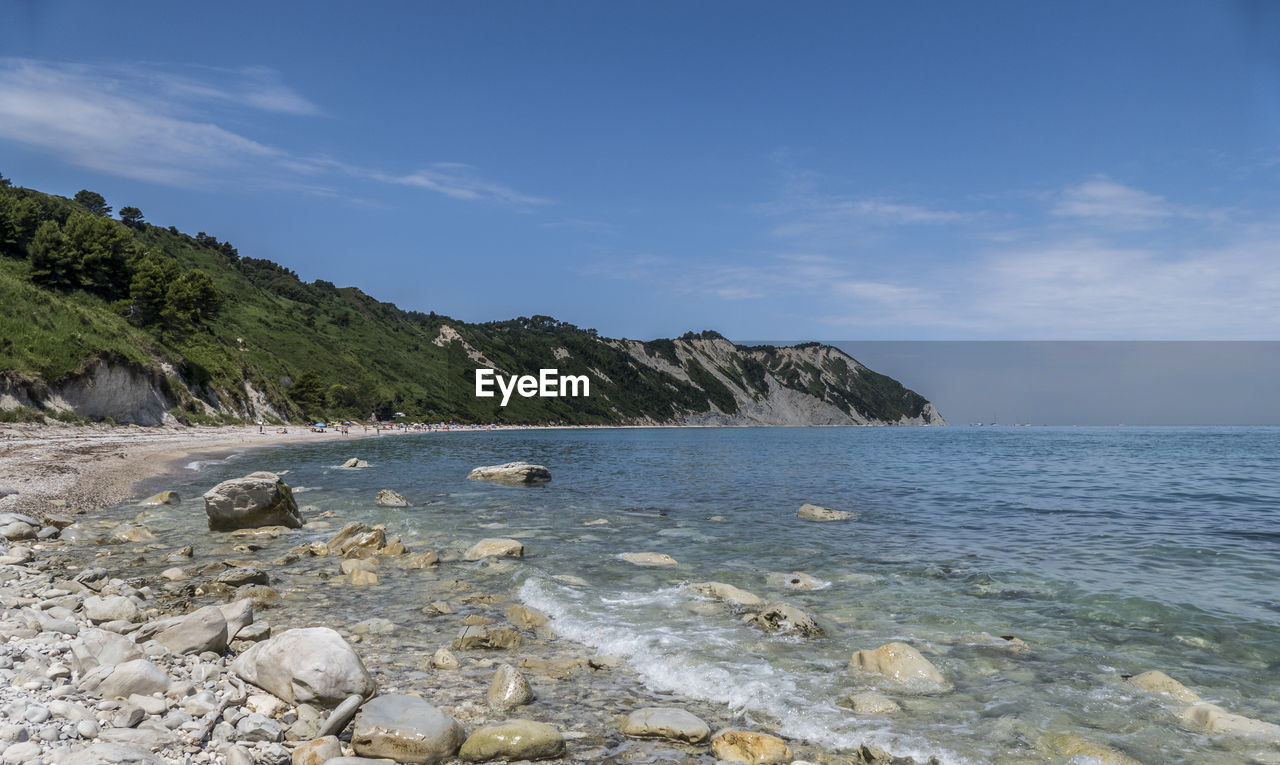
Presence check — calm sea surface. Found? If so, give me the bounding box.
[127,426,1280,763]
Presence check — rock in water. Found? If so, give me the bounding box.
[1126,670,1203,703]
[217,566,270,587]
[620,708,710,743]
[203,472,302,531]
[1048,733,1145,765]
[466,462,552,485]
[463,538,524,561]
[458,719,565,762]
[1179,703,1280,741]
[709,730,792,764]
[797,503,853,521]
[618,552,678,566]
[849,642,951,692]
[327,522,388,558]
[690,581,764,608]
[341,458,370,468]
[376,489,410,507]
[751,602,823,637]
[231,627,375,706]
[351,694,464,764]
[488,664,535,710]
[840,691,902,715]
[138,490,180,507]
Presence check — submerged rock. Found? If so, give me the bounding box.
[138,490,180,507]
[351,694,465,764]
[458,719,565,762]
[768,571,828,591]
[1126,670,1203,703]
[203,472,302,531]
[1179,703,1280,741]
[797,503,853,521]
[376,489,410,507]
[467,462,552,485]
[231,627,375,706]
[488,663,535,710]
[850,642,951,693]
[505,604,549,629]
[618,552,678,566]
[690,581,764,608]
[839,691,902,715]
[709,729,792,764]
[464,538,524,561]
[1048,733,1145,765]
[453,625,522,651]
[619,707,710,743]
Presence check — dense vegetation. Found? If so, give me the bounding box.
[0,174,934,425]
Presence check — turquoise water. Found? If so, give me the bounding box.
[147,426,1280,763]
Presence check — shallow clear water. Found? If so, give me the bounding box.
[132,426,1280,763]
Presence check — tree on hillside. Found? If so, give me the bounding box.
[63,214,135,296]
[119,206,144,227]
[0,197,42,257]
[0,172,11,188]
[27,221,76,287]
[127,253,179,325]
[167,270,221,327]
[74,190,111,217]
[288,371,327,417]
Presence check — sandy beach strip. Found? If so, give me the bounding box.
[0,424,394,518]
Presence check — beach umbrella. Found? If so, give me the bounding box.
[314,422,325,427]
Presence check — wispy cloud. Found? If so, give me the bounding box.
[0,58,544,206]
[592,170,1279,339]
[1051,176,1171,225]
[756,153,976,243]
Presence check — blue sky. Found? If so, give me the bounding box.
[2,1,1278,341]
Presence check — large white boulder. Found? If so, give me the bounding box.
[797,503,853,521]
[203,472,302,531]
[466,462,551,485]
[230,627,374,707]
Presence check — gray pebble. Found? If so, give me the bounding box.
[24,706,50,724]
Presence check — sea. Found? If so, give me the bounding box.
[117,426,1279,763]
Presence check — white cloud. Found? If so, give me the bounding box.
[1051,176,1171,224]
[0,58,544,206]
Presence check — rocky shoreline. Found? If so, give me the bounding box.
[0,459,922,765]
[5,449,1276,764]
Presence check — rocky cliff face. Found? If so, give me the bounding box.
[613,337,944,427]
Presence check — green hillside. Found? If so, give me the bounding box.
[0,175,940,426]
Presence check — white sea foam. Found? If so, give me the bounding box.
[518,576,969,764]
